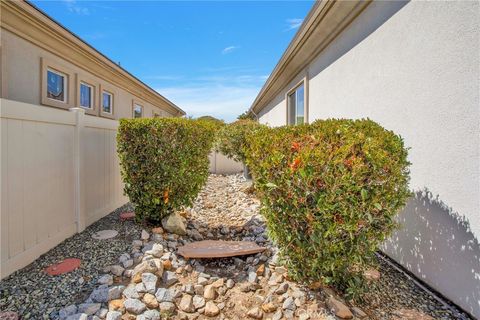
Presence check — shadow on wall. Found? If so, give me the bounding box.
[383,189,480,318]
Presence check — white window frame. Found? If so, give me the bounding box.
[102,90,113,114]
[46,68,68,103]
[133,103,143,118]
[286,77,308,125]
[79,81,93,109]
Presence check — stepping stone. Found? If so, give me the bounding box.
[45,258,81,276]
[120,211,135,221]
[0,312,18,320]
[92,229,118,240]
[177,240,266,259]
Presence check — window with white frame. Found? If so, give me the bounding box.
[102,91,113,114]
[79,82,93,109]
[133,104,143,118]
[47,69,67,102]
[287,83,305,125]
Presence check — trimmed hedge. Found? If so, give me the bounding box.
[117,118,216,223]
[215,119,265,163]
[244,119,410,298]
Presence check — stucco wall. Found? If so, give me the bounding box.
[257,1,480,317]
[0,29,174,119]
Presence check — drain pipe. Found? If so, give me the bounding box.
[375,252,470,320]
[249,108,259,122]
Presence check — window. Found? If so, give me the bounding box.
[41,58,73,109]
[133,104,143,118]
[79,82,93,109]
[47,69,67,102]
[287,83,305,125]
[102,91,113,114]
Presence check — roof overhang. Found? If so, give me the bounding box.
[1,0,186,116]
[249,0,371,116]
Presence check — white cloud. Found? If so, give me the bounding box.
[63,0,90,15]
[285,18,303,31]
[221,46,240,55]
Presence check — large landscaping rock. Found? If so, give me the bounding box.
[326,296,353,319]
[161,212,186,235]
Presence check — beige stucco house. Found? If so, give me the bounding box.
[249,1,480,318]
[0,0,185,119]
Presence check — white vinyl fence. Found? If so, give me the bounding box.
[209,151,243,175]
[0,99,128,279]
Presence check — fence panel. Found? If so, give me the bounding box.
[0,99,128,279]
[0,99,77,278]
[208,151,243,175]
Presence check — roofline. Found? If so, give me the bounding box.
[2,0,185,116]
[249,0,371,116]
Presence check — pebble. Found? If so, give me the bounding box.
[197,276,209,285]
[159,302,176,313]
[141,230,150,240]
[77,303,101,315]
[247,307,264,319]
[59,305,77,319]
[124,298,146,314]
[203,285,217,300]
[141,273,158,294]
[109,265,124,277]
[275,282,289,295]
[155,288,175,302]
[105,311,122,320]
[283,297,296,311]
[97,274,113,286]
[179,294,195,313]
[248,271,258,283]
[204,301,220,317]
[327,296,353,319]
[226,279,235,289]
[193,295,206,309]
[162,271,178,287]
[143,293,158,308]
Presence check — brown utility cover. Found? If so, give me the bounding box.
[120,211,135,221]
[177,240,266,259]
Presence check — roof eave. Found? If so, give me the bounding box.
[249,0,371,116]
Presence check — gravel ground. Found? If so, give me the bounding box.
[0,174,474,320]
[0,203,143,319]
[359,255,472,320]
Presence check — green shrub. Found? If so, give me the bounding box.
[117,118,216,223]
[244,119,410,298]
[216,119,264,163]
[237,111,255,120]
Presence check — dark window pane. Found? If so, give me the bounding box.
[80,83,92,108]
[134,105,142,118]
[102,92,112,113]
[47,70,65,101]
[288,92,296,125]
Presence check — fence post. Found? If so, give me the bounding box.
[69,107,86,233]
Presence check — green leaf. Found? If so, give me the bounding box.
[361,189,367,201]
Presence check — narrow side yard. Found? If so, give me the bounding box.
[0,175,471,320]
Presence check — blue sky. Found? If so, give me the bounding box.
[31,0,314,121]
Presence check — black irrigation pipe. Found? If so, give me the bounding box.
[375,252,473,320]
